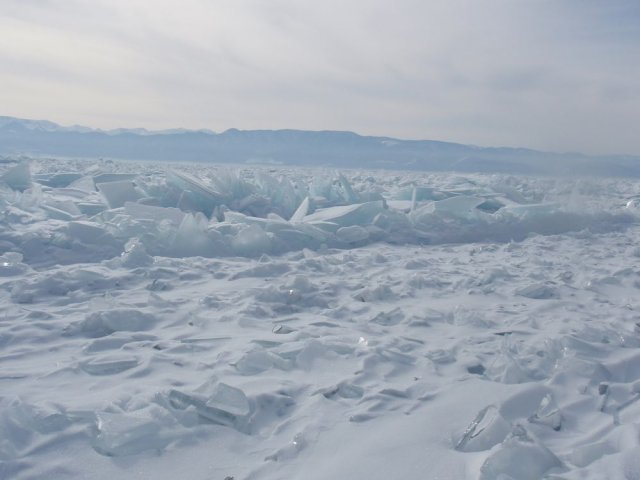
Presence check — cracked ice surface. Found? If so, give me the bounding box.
[2,157,640,479]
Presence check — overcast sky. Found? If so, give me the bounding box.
[1,0,638,155]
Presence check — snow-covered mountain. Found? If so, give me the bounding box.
[1,115,638,176]
[0,116,216,137]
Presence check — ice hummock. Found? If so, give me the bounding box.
[2,161,634,262]
[2,158,640,480]
[0,162,31,191]
[166,170,225,217]
[479,425,561,480]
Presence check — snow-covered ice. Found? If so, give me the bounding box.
[2,157,640,479]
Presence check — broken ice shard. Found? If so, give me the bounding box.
[337,172,358,203]
[336,225,369,244]
[254,171,300,218]
[455,405,511,452]
[0,252,29,277]
[96,180,142,208]
[67,221,114,245]
[232,224,272,256]
[391,186,444,202]
[92,410,162,457]
[93,173,137,184]
[124,201,186,226]
[486,352,529,384]
[120,238,153,268]
[169,212,227,258]
[321,381,364,400]
[289,196,310,223]
[75,309,157,337]
[528,393,562,431]
[33,172,83,188]
[205,383,251,418]
[80,354,140,375]
[166,170,225,217]
[303,200,385,227]
[429,195,485,219]
[516,283,557,300]
[1,162,31,191]
[479,425,561,480]
[168,382,250,429]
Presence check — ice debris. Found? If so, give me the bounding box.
[528,393,562,431]
[516,283,558,300]
[0,252,29,277]
[70,309,157,337]
[168,382,251,431]
[92,408,166,457]
[455,405,511,452]
[96,180,142,208]
[289,196,310,223]
[1,163,635,264]
[479,425,561,480]
[80,354,140,376]
[120,238,153,267]
[166,170,225,217]
[0,162,31,191]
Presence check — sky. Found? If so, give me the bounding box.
[0,0,639,155]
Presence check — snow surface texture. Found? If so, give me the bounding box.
[2,158,640,479]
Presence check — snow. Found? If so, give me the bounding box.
[2,157,640,479]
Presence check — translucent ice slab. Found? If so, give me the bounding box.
[166,170,225,217]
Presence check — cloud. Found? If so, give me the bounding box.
[0,0,638,155]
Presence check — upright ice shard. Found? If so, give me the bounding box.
[170,213,222,257]
[479,425,561,480]
[254,171,300,218]
[232,224,272,256]
[0,162,31,191]
[303,200,385,227]
[456,405,511,452]
[120,238,153,267]
[166,170,225,217]
[68,175,97,192]
[528,393,562,431]
[289,196,310,223]
[205,383,251,419]
[124,201,186,226]
[67,221,115,245]
[96,180,142,208]
[337,172,358,203]
[430,195,485,219]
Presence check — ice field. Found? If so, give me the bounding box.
[3,157,640,479]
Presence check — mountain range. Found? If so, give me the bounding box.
[1,115,638,176]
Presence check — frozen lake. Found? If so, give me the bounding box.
[2,158,640,479]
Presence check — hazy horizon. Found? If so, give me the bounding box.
[1,0,639,156]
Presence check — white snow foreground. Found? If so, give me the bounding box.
[2,158,640,479]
